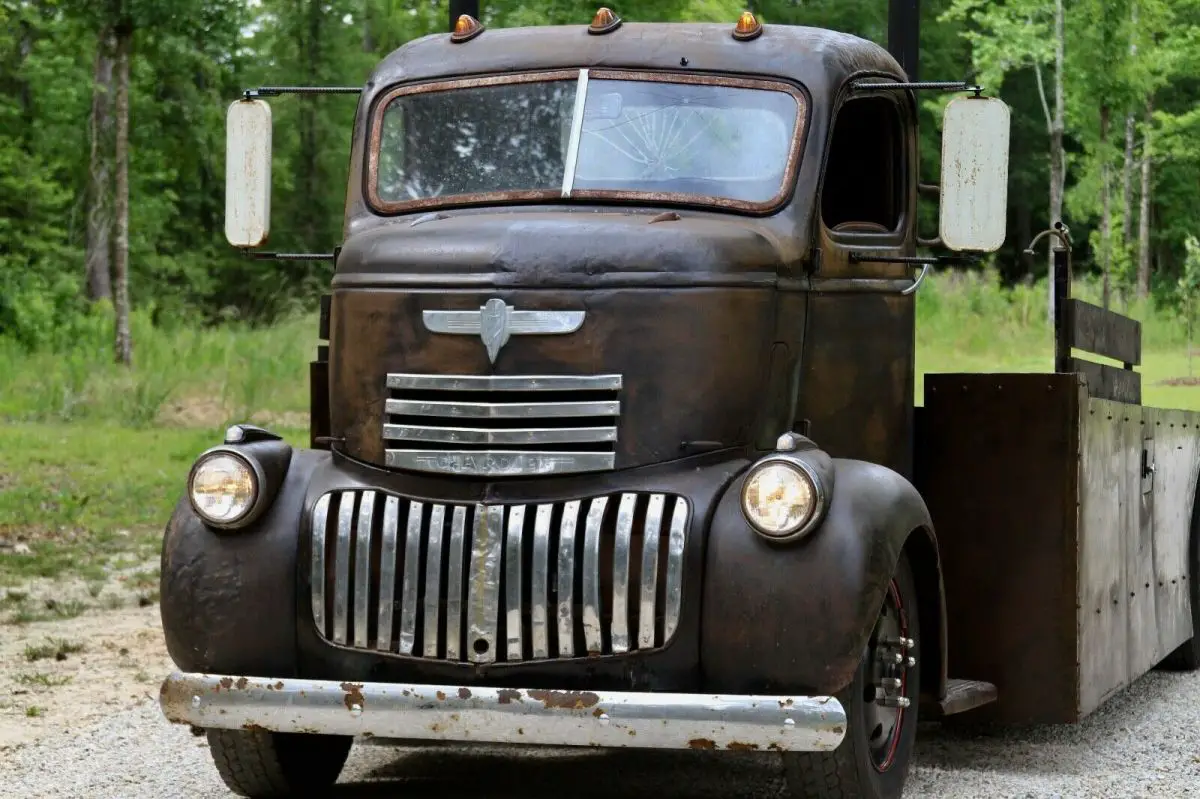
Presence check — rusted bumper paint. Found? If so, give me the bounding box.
[159,672,846,752]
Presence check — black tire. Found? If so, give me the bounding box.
[782,550,920,799]
[206,728,353,798]
[1160,513,1200,671]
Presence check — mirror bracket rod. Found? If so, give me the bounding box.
[248,252,337,261]
[242,86,362,99]
[848,254,981,267]
[851,80,984,98]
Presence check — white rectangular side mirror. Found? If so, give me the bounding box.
[939,96,1010,252]
[225,99,273,248]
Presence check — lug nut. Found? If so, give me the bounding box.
[878,696,911,709]
[881,677,902,691]
[906,656,917,668]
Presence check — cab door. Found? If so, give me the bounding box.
[795,84,919,477]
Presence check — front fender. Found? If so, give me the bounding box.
[701,457,943,696]
[160,448,328,675]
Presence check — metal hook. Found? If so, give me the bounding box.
[901,263,931,295]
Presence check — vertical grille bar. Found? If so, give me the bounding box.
[352,492,376,649]
[556,500,581,658]
[505,505,526,660]
[530,504,553,659]
[398,501,424,655]
[467,504,505,664]
[423,505,446,658]
[310,494,331,638]
[313,489,690,662]
[332,492,355,645]
[638,494,665,649]
[445,507,468,660]
[376,496,401,652]
[664,498,688,642]
[611,493,637,653]
[582,497,609,654]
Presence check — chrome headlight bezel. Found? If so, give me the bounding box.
[740,452,830,543]
[187,447,265,529]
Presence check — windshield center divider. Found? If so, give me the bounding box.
[560,69,590,198]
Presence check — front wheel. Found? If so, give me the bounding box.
[782,550,920,798]
[206,728,353,798]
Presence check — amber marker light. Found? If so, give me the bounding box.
[588,7,622,34]
[450,14,484,43]
[732,10,763,41]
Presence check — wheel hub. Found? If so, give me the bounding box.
[863,580,914,772]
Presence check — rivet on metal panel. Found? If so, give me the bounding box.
[192,695,201,708]
[350,704,363,717]
[784,718,795,729]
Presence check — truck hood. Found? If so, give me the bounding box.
[335,210,793,287]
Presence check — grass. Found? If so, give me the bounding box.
[23,638,85,662]
[14,672,72,688]
[0,423,306,587]
[1,270,1198,588]
[0,311,315,427]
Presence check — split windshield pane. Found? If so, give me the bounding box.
[373,72,803,211]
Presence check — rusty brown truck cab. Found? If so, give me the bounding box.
[156,9,1200,799]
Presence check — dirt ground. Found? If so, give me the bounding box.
[0,579,173,752]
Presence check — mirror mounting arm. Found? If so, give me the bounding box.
[851,80,984,97]
[242,86,363,100]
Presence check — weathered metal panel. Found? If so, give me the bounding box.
[224,99,272,248]
[1076,400,1200,713]
[1076,399,1139,715]
[919,372,1081,724]
[1067,299,1142,366]
[938,96,1010,253]
[1146,408,1200,659]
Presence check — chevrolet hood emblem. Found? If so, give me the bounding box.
[423,299,585,363]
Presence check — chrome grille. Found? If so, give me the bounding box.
[382,373,622,477]
[310,489,689,663]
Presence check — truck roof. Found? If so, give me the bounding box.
[365,21,905,103]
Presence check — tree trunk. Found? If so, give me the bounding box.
[1047,0,1066,324]
[1137,96,1153,297]
[1100,104,1112,310]
[86,27,116,302]
[362,0,374,52]
[112,22,133,366]
[1123,112,1136,248]
[1123,1,1138,262]
[298,0,322,247]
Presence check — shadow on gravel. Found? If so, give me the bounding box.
[330,744,786,798]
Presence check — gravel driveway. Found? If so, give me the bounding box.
[3,656,1200,798]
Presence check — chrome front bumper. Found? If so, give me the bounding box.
[159,672,847,752]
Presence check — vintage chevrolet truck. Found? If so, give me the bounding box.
[156,3,1200,798]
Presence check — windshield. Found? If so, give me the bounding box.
[369,70,805,213]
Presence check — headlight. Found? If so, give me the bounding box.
[741,460,821,540]
[189,452,258,525]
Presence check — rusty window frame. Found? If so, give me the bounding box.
[818,81,913,247]
[364,69,810,216]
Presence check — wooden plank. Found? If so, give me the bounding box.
[1067,299,1141,366]
[1070,357,1142,405]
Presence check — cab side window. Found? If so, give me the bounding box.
[821,95,905,234]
